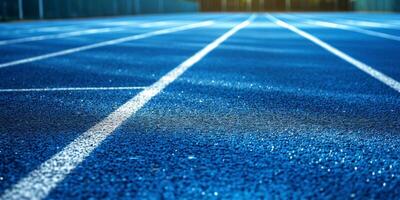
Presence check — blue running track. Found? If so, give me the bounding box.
[0,13,399,199]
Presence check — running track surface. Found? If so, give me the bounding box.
[0,13,399,199]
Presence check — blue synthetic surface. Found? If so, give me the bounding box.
[0,13,399,199]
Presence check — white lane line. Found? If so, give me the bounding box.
[303,20,400,42]
[338,19,400,29]
[0,86,146,93]
[279,14,400,41]
[139,21,177,28]
[0,15,240,46]
[0,25,81,35]
[0,27,125,46]
[287,14,400,29]
[101,21,139,26]
[0,15,254,200]
[0,20,215,69]
[0,21,179,46]
[35,26,78,32]
[21,25,78,33]
[0,15,241,46]
[266,14,400,93]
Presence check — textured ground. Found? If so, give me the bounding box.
[0,13,399,199]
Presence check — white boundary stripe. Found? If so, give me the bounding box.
[266,14,400,93]
[0,15,254,200]
[0,20,215,69]
[0,86,146,93]
[0,27,125,46]
[0,21,178,46]
[289,14,400,29]
[304,20,400,42]
[139,21,176,28]
[0,15,241,47]
[8,25,79,34]
[339,19,400,29]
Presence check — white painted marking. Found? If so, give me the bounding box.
[266,14,400,93]
[0,15,254,200]
[0,25,77,34]
[0,20,215,69]
[286,14,400,29]
[0,86,146,93]
[36,26,76,32]
[340,20,400,29]
[0,20,179,46]
[0,27,125,46]
[304,20,400,42]
[139,21,176,28]
[101,21,139,26]
[0,15,241,46]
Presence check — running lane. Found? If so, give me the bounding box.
[43,15,400,199]
[276,13,400,83]
[0,14,222,64]
[0,14,247,197]
[1,13,399,199]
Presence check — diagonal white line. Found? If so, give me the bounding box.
[6,25,79,34]
[337,19,400,29]
[0,86,147,93]
[139,21,177,28]
[0,20,181,46]
[0,27,125,46]
[0,20,215,69]
[0,15,255,200]
[0,15,240,47]
[266,14,400,94]
[304,20,400,42]
[287,14,400,29]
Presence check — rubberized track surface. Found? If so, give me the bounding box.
[0,13,399,199]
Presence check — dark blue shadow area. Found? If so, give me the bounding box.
[44,16,400,199]
[0,90,140,193]
[47,92,400,199]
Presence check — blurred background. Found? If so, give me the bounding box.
[200,0,400,12]
[0,0,399,21]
